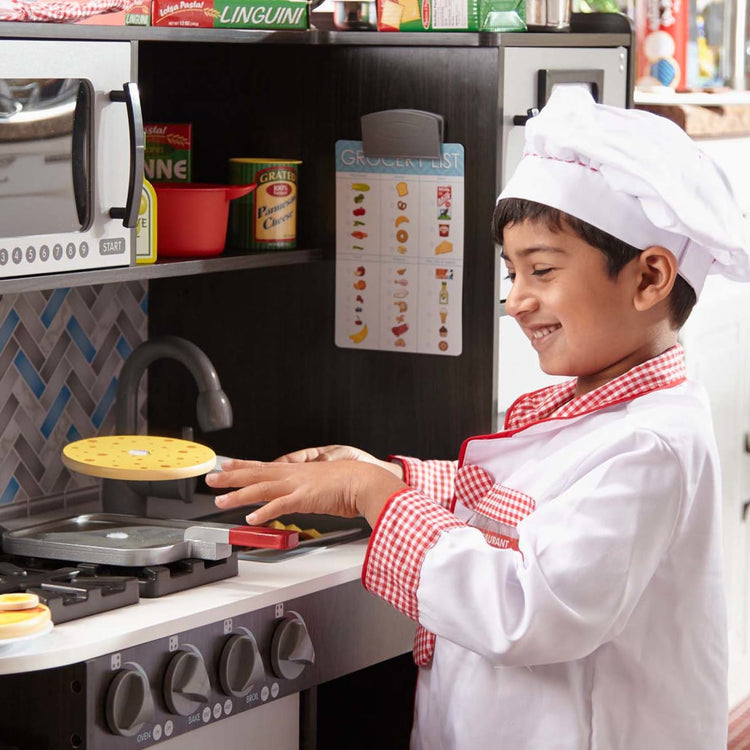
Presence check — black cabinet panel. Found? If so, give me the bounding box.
[145,42,500,464]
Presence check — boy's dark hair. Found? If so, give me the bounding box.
[493,198,697,329]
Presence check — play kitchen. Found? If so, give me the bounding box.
[0,13,635,750]
[0,433,410,750]
[0,524,414,750]
[0,390,393,748]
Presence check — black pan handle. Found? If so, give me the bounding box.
[108,82,144,229]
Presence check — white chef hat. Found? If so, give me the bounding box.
[498,86,750,295]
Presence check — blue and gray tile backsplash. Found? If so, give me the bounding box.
[0,281,148,522]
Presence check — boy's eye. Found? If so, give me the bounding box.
[532,268,554,277]
[504,272,516,282]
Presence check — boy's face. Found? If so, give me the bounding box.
[501,218,669,396]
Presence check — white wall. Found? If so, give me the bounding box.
[682,136,750,707]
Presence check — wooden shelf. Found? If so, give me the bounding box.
[635,89,750,106]
[0,17,632,48]
[0,248,323,294]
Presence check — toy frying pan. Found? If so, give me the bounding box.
[62,435,217,481]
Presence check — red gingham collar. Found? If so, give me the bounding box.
[504,344,687,431]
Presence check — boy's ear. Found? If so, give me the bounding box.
[633,246,679,311]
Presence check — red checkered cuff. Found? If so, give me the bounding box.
[388,455,457,509]
[362,488,465,621]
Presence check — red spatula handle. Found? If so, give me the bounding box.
[227,526,298,550]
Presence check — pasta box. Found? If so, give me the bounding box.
[151,0,309,28]
[377,0,524,31]
[144,123,192,183]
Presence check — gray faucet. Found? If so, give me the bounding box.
[101,335,233,516]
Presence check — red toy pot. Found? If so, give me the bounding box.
[154,182,256,258]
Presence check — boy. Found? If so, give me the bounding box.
[206,88,750,748]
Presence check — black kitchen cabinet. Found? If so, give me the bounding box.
[142,39,503,461]
[140,18,632,458]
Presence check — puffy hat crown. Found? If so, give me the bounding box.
[498,87,750,294]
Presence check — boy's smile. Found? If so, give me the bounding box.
[501,218,677,397]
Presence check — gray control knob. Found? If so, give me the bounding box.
[163,644,211,716]
[270,611,315,680]
[105,662,155,736]
[219,627,265,697]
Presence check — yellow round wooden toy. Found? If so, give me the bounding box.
[62,435,217,481]
[0,603,52,639]
[0,593,40,611]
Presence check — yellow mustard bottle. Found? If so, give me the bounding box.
[136,178,157,265]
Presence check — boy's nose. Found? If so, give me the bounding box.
[504,281,537,319]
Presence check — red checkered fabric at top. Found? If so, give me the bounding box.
[504,344,687,431]
[0,0,124,21]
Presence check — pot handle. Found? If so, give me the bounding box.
[228,526,298,549]
[225,184,257,201]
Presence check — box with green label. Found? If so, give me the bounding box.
[377,0,524,31]
[152,0,308,28]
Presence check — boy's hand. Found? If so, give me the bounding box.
[206,457,406,527]
[274,444,404,480]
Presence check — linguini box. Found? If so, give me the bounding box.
[151,0,309,28]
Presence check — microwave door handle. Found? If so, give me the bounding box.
[72,81,92,229]
[108,82,144,229]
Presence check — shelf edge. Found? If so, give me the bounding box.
[0,249,323,295]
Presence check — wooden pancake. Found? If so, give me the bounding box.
[62,435,217,481]
[0,593,39,611]
[0,603,51,639]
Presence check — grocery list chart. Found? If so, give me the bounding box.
[334,140,464,356]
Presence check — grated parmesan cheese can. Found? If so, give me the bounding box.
[227,158,302,250]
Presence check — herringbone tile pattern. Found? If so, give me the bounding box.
[0,282,147,518]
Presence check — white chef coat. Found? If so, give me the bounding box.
[363,345,728,749]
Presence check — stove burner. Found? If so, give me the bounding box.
[76,553,239,597]
[0,558,139,623]
[0,550,239,624]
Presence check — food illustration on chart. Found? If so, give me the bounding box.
[347,181,372,344]
[334,140,464,355]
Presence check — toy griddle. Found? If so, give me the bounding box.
[62,435,217,481]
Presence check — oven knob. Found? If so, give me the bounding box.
[163,644,211,716]
[105,662,155,737]
[219,627,265,697]
[270,611,315,681]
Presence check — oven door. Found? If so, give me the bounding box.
[156,695,299,750]
[0,39,140,277]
